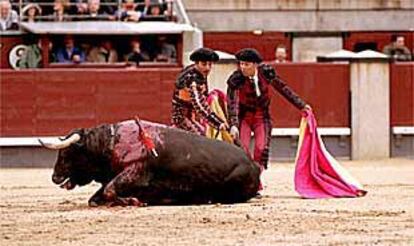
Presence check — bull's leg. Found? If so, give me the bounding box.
[88,185,107,207]
[220,164,260,203]
[102,162,148,207]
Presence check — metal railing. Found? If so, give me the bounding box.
[174,0,190,25]
[10,0,176,23]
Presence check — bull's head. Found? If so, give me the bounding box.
[39,130,95,190]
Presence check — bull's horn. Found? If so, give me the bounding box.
[38,133,81,150]
[58,132,78,141]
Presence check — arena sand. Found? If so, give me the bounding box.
[1,158,413,245]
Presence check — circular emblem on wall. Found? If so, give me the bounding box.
[9,44,28,69]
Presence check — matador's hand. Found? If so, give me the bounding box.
[230,126,239,139]
[303,104,312,112]
[219,122,229,131]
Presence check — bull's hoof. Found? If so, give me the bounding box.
[254,192,263,199]
[89,201,99,207]
[88,200,107,207]
[88,197,107,207]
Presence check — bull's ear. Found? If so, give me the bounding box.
[38,133,81,150]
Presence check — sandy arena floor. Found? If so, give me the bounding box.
[1,158,413,246]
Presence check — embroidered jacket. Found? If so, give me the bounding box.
[226,64,306,127]
[171,65,224,134]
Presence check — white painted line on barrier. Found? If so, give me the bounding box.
[271,127,351,136]
[3,128,413,146]
[0,128,354,147]
[392,126,414,135]
[0,137,63,147]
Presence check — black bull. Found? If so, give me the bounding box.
[40,119,260,206]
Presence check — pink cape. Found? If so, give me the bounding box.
[294,110,367,199]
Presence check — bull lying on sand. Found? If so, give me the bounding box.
[40,119,260,206]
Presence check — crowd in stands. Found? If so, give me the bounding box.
[0,0,174,29]
[17,34,177,68]
[14,35,414,69]
[271,35,413,62]
[2,0,413,67]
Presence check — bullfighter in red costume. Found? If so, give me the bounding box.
[172,48,227,135]
[226,48,311,172]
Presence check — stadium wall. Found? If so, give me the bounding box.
[184,0,414,32]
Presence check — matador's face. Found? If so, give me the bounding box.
[239,61,257,77]
[195,61,213,78]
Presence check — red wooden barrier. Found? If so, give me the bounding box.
[271,63,350,127]
[0,35,24,69]
[390,62,414,126]
[1,64,351,136]
[1,68,180,136]
[204,32,291,61]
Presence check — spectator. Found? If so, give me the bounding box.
[78,0,112,20]
[74,0,88,15]
[274,44,288,63]
[115,0,141,22]
[19,36,42,68]
[140,1,167,21]
[51,0,70,21]
[382,34,412,61]
[77,0,115,16]
[0,0,19,31]
[125,38,148,66]
[87,40,118,63]
[150,3,165,19]
[22,3,42,22]
[85,0,101,19]
[149,3,161,15]
[154,35,176,62]
[55,35,85,63]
